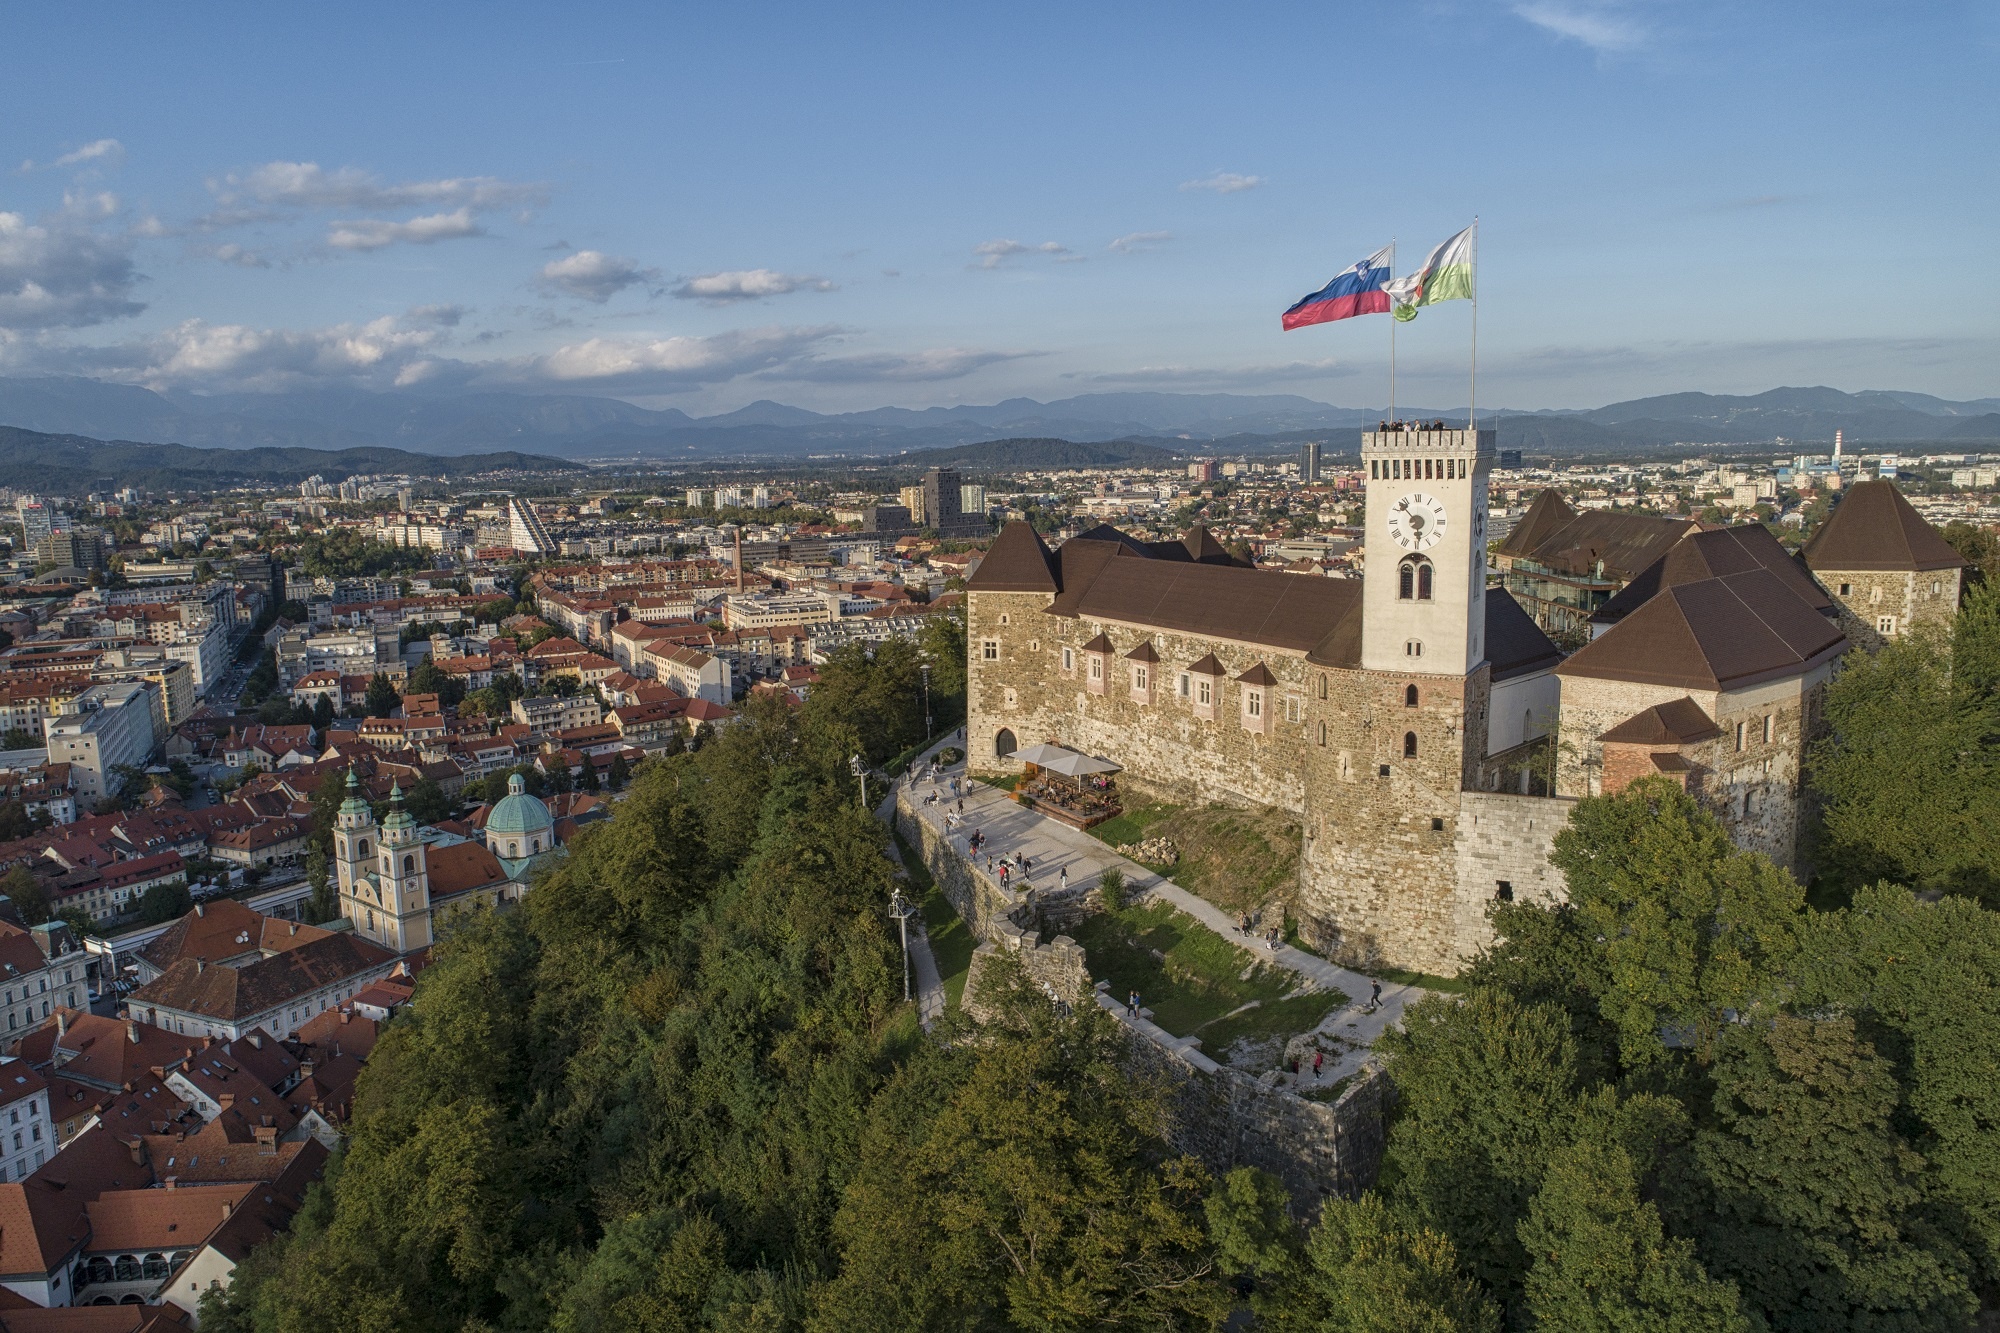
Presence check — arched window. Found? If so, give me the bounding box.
[402,854,415,875]
[357,840,369,859]
[1399,558,1433,601]
[1403,731,1418,759]
[1405,684,1419,708]
[1316,720,1328,746]
[995,727,1017,759]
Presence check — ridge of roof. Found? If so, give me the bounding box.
[1598,696,1723,745]
[1558,567,1846,692]
[1594,523,1832,626]
[1495,488,1577,558]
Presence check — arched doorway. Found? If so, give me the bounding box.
[995,728,1017,760]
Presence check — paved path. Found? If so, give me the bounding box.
[878,787,947,1029]
[899,741,1427,1084]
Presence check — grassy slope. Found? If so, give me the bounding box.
[894,829,973,1010]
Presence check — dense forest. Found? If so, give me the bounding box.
[205,592,2000,1331]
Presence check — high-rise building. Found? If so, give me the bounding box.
[960,483,987,518]
[921,467,964,531]
[507,498,556,556]
[36,530,106,572]
[899,484,929,525]
[16,498,53,550]
[1299,441,1324,484]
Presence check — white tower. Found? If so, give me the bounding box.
[1360,427,1494,676]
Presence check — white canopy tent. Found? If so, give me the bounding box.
[1006,742,1122,778]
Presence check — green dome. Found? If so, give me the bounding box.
[487,773,555,839]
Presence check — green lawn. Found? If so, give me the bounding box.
[970,772,1021,792]
[1087,800,1180,850]
[1066,901,1346,1048]
[894,829,973,1010]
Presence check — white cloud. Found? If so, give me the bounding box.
[971,239,1070,270]
[19,313,455,391]
[213,161,547,213]
[326,209,484,251]
[1511,2,1648,52]
[406,304,467,327]
[512,325,842,389]
[1109,231,1172,253]
[0,210,145,330]
[1179,172,1263,194]
[767,347,1038,383]
[55,139,126,169]
[538,250,661,303]
[209,243,270,269]
[672,268,836,304]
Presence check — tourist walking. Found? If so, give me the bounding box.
[1369,979,1382,1011]
[1127,989,1140,1015]
[1059,866,1068,891]
[1312,1050,1324,1080]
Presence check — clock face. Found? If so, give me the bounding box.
[1387,492,1449,551]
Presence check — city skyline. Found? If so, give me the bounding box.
[3,0,1996,416]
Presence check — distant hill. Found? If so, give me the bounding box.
[882,437,1181,470]
[0,426,575,492]
[0,377,1995,463]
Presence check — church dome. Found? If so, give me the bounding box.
[486,773,555,840]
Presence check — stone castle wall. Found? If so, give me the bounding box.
[967,588,1517,974]
[899,783,1390,1213]
[1819,566,1961,653]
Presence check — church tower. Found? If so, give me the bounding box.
[371,781,432,954]
[1360,427,1494,676]
[332,767,374,900]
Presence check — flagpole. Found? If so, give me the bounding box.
[1467,217,1478,433]
[1388,240,1397,424]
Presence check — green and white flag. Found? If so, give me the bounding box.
[1387,224,1474,320]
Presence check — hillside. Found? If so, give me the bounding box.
[0,425,575,492]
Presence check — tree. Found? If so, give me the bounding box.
[1694,1014,1976,1331]
[2,865,48,926]
[1519,1138,1748,1332]
[404,778,452,826]
[1,728,36,751]
[311,694,337,730]
[1259,1193,1498,1333]
[578,758,600,794]
[1941,518,2000,586]
[0,800,41,842]
[365,671,399,719]
[606,752,629,791]
[138,880,194,925]
[1809,606,2000,906]
[303,845,340,924]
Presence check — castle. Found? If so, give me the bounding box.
[964,429,1965,975]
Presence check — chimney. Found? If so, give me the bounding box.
[126,1020,139,1044]
[246,1032,262,1049]
[163,1176,177,1190]
[218,1093,235,1111]
[55,1011,66,1040]
[222,1200,232,1220]
[734,529,744,594]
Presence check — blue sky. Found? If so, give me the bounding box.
[3,0,1996,413]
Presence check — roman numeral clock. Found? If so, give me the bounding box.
[1387,492,1448,551]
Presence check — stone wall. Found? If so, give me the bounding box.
[901,783,1391,1211]
[1452,791,1573,947]
[967,586,1506,974]
[1819,566,1961,652]
[1124,1007,1393,1216]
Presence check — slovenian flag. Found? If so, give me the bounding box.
[1282,245,1393,330]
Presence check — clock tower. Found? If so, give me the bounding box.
[1360,426,1494,676]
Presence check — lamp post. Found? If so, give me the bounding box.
[888,885,916,1001]
[920,662,931,742]
[849,753,866,812]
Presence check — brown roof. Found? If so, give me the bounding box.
[1124,640,1160,663]
[1186,653,1226,676]
[0,1307,193,1331]
[41,1015,195,1092]
[1800,480,1967,573]
[1046,533,1366,664]
[1597,697,1724,745]
[84,1182,255,1253]
[0,1124,155,1276]
[1595,524,1832,627]
[1495,488,1577,558]
[426,841,511,898]
[1558,569,1847,692]
[1485,588,1566,682]
[1499,494,1696,581]
[1079,632,1114,654]
[1235,662,1278,686]
[138,901,335,976]
[132,933,397,1024]
[293,1006,381,1061]
[965,521,1058,593]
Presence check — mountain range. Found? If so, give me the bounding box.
[0,378,1996,464]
